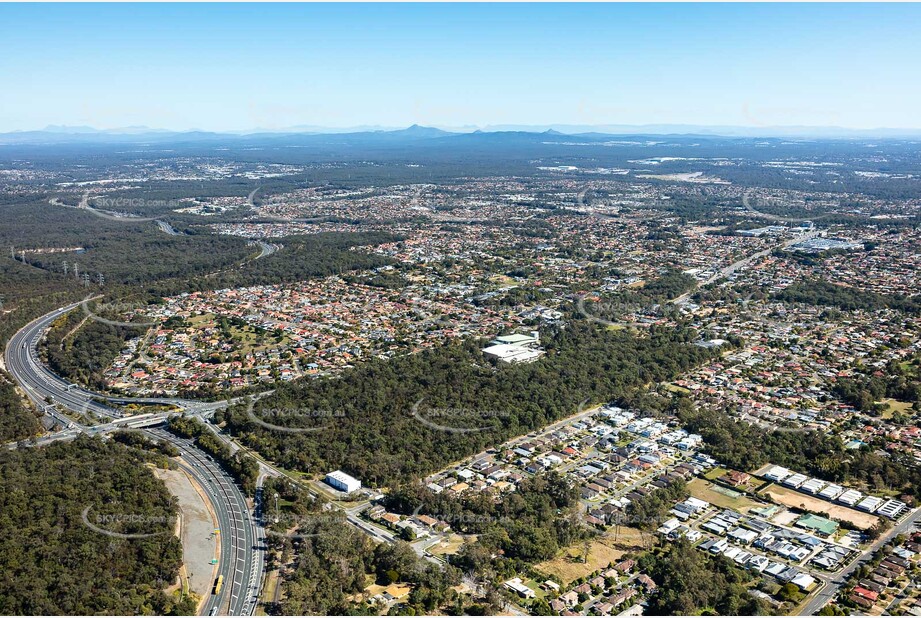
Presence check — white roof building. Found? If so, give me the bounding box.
[857,496,884,513]
[325,470,362,493]
[837,489,863,506]
[877,499,908,519]
[764,465,792,482]
[791,573,816,591]
[481,343,545,364]
[801,478,826,494]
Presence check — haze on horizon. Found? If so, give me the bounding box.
[2,3,920,134]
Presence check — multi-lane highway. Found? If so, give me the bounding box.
[4,300,446,613]
[3,302,264,616]
[4,300,226,423]
[147,428,265,617]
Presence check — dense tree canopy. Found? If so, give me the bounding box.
[217,322,716,486]
[638,539,768,616]
[0,437,191,615]
[776,279,921,314]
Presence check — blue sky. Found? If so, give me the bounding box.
[1,3,920,132]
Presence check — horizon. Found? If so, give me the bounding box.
[2,3,921,133]
[8,121,921,140]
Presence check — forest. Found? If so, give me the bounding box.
[676,399,921,497]
[215,322,717,486]
[775,279,921,314]
[0,371,42,442]
[637,539,769,615]
[0,436,194,615]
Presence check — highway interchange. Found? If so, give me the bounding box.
[2,298,421,615]
[4,301,263,616]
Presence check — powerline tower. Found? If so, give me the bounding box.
[73,263,80,281]
[62,260,69,276]
[82,273,90,287]
[96,273,105,287]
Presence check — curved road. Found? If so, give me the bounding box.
[5,300,228,424]
[4,301,264,616]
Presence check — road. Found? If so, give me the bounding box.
[156,220,182,236]
[741,191,821,224]
[147,428,265,617]
[3,302,261,615]
[801,507,921,615]
[4,301,475,610]
[668,229,819,305]
[4,299,230,426]
[254,241,278,259]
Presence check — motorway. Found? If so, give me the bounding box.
[4,299,229,426]
[147,428,265,617]
[254,241,279,259]
[3,302,263,616]
[156,220,183,236]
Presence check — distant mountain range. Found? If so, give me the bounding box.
[1,122,920,146]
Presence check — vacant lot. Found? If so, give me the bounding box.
[536,528,647,586]
[760,485,879,530]
[152,466,218,601]
[426,533,468,557]
[688,478,760,512]
[880,398,913,419]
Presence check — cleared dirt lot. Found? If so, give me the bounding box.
[427,533,469,557]
[761,485,879,530]
[154,466,219,600]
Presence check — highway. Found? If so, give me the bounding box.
[156,220,183,236]
[3,301,453,612]
[668,228,819,305]
[254,241,279,259]
[147,428,265,617]
[4,299,230,426]
[3,302,263,615]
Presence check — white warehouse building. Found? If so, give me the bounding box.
[325,470,362,493]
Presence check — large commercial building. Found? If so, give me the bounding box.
[481,331,545,364]
[325,470,362,493]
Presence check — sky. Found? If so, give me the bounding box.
[1,3,920,133]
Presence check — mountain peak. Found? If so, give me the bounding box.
[395,124,450,138]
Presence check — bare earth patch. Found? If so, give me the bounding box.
[688,478,760,512]
[761,485,879,530]
[153,466,220,602]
